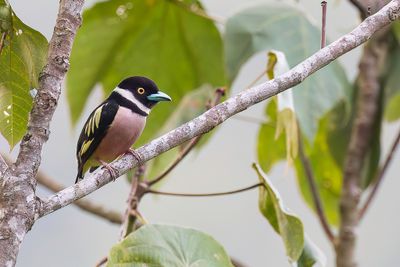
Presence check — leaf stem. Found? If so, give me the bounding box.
[147,183,263,197]
[148,88,225,187]
[298,131,335,244]
[244,69,266,90]
[94,256,107,267]
[0,32,7,56]
[358,127,400,220]
[232,115,269,125]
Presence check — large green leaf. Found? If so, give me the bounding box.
[225,4,351,140]
[67,0,225,146]
[253,163,304,262]
[0,1,48,149]
[107,224,234,267]
[254,164,325,266]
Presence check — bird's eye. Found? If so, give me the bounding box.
[137,88,145,95]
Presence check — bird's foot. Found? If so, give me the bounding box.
[126,148,142,164]
[99,160,118,181]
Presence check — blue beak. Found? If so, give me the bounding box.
[147,91,172,102]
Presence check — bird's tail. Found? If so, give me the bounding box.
[75,169,83,184]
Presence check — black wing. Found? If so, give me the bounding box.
[76,100,118,181]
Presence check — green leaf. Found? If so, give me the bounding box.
[107,224,234,267]
[266,50,298,165]
[0,2,48,149]
[257,100,287,172]
[67,0,226,148]
[383,46,400,122]
[295,236,326,267]
[225,4,351,140]
[253,163,304,262]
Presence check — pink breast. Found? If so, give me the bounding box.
[94,107,146,162]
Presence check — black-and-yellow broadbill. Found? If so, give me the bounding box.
[75,76,171,183]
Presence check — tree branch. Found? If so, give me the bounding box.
[0,1,84,266]
[336,3,393,266]
[358,127,400,220]
[37,0,400,219]
[298,136,335,244]
[36,170,122,224]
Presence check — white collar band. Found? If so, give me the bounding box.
[113,87,150,115]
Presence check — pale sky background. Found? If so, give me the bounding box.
[1,0,399,266]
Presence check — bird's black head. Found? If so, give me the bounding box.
[116,76,171,109]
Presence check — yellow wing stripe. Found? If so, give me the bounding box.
[80,139,93,156]
[85,105,103,136]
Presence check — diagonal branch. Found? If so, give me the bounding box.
[37,0,400,219]
[37,170,122,224]
[358,127,400,220]
[298,136,335,244]
[148,88,225,187]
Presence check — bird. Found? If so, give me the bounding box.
[75,76,171,183]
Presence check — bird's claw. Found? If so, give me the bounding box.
[126,149,142,164]
[99,160,119,181]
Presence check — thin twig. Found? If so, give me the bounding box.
[147,183,263,197]
[321,1,327,48]
[148,88,225,187]
[94,256,107,267]
[295,1,335,244]
[245,69,266,90]
[232,258,249,267]
[298,133,335,244]
[120,165,147,239]
[358,128,400,220]
[232,115,269,125]
[36,169,122,224]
